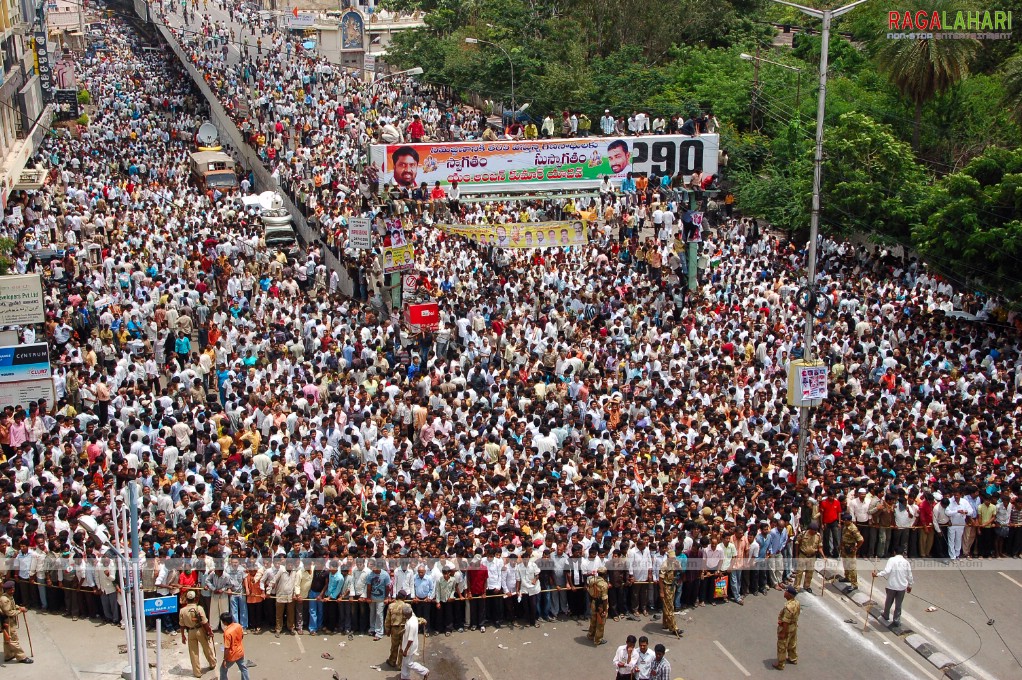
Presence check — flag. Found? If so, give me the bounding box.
[292,7,298,17]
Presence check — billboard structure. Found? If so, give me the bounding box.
[0,342,53,412]
[0,274,45,325]
[370,134,719,192]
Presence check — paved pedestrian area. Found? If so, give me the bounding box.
[31,577,1016,680]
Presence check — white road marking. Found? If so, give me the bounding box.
[474,655,496,680]
[998,571,1022,589]
[295,632,305,654]
[825,591,939,679]
[712,640,751,677]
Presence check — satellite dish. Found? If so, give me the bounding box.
[196,122,219,147]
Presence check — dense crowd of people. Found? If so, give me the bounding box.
[2,4,1022,666]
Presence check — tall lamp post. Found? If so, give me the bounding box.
[770,0,867,482]
[464,37,515,115]
[79,481,146,680]
[739,52,803,125]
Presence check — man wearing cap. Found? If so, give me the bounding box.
[401,604,430,680]
[385,591,408,668]
[179,590,216,677]
[0,580,32,663]
[586,565,609,646]
[794,522,823,594]
[839,513,864,591]
[773,585,800,670]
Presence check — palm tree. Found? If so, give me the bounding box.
[874,3,978,150]
[1001,52,1022,128]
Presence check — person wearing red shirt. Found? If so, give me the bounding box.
[819,492,843,557]
[466,557,487,631]
[916,493,935,558]
[408,115,426,142]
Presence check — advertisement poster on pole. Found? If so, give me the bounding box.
[787,361,828,407]
[364,53,376,81]
[380,244,415,273]
[402,273,418,302]
[0,274,45,325]
[386,218,407,246]
[799,365,828,401]
[348,217,372,249]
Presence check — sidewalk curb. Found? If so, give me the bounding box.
[823,578,979,679]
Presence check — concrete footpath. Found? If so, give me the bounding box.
[2,610,88,679]
[30,608,227,680]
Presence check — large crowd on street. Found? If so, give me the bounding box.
[2,5,1022,675]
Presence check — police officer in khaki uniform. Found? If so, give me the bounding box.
[773,585,800,670]
[794,522,824,593]
[839,513,864,591]
[179,590,216,677]
[585,566,609,646]
[384,590,408,668]
[658,551,682,638]
[0,581,32,663]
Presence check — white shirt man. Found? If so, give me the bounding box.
[400,607,429,678]
[873,548,914,626]
[613,640,639,676]
[946,494,975,559]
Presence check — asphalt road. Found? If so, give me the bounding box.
[29,583,967,680]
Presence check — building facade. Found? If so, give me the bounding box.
[0,0,51,211]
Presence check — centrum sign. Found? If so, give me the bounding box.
[888,9,1013,39]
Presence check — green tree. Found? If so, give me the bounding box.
[1001,51,1022,127]
[736,113,928,239]
[914,146,1022,299]
[873,0,978,150]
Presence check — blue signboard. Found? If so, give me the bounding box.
[143,596,178,616]
[0,343,50,383]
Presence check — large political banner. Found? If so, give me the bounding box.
[380,244,415,273]
[371,134,718,192]
[439,221,589,249]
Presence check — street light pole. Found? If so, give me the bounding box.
[464,37,515,115]
[127,481,146,680]
[770,0,867,482]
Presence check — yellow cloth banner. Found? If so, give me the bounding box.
[438,221,589,249]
